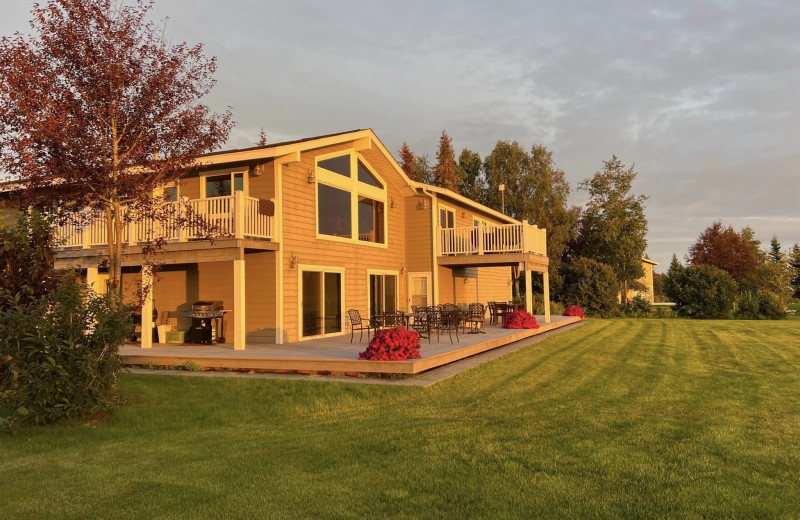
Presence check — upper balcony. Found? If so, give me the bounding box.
[437,221,548,270]
[55,191,274,252]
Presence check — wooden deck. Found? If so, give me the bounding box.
[121,315,582,375]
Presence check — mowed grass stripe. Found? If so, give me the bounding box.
[3,320,800,519]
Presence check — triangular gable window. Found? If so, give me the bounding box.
[357,160,382,188]
[318,155,350,177]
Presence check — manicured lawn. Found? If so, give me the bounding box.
[3,319,800,519]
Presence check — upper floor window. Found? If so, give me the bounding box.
[316,152,386,245]
[203,171,245,198]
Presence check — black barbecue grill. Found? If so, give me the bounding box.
[184,300,227,344]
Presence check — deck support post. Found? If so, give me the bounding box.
[233,258,246,350]
[543,269,551,324]
[525,265,533,314]
[86,266,99,293]
[141,265,153,348]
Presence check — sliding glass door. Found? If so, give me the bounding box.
[301,268,343,338]
[369,273,398,317]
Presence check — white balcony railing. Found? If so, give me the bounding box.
[439,221,546,257]
[55,191,273,249]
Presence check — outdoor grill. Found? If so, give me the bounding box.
[184,300,227,344]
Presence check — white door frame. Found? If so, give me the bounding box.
[407,271,432,309]
[297,265,346,340]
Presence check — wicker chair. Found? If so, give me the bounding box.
[347,309,374,343]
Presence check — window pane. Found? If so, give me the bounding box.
[318,155,350,177]
[302,271,322,337]
[385,275,397,312]
[206,174,231,197]
[358,196,384,243]
[357,160,382,187]
[318,184,352,238]
[324,272,342,333]
[163,186,178,202]
[233,173,244,192]
[369,274,382,316]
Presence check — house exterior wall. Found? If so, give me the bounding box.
[279,143,409,343]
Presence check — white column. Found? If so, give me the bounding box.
[233,258,246,350]
[141,266,153,348]
[525,265,533,314]
[543,269,551,324]
[86,267,99,293]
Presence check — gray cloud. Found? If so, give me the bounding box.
[3,0,800,268]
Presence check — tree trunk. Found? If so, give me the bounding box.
[620,281,628,304]
[105,205,116,291]
[112,199,123,295]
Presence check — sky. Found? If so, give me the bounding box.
[3,0,800,270]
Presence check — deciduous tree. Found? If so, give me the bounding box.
[456,148,485,204]
[687,222,757,284]
[0,0,233,290]
[579,155,648,303]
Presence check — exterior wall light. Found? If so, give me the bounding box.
[290,252,298,268]
[307,168,315,184]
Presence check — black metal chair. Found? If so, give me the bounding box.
[463,303,486,334]
[435,308,461,343]
[347,309,374,343]
[410,307,434,342]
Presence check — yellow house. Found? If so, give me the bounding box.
[625,257,659,303]
[18,129,551,350]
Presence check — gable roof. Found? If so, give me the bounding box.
[200,128,519,225]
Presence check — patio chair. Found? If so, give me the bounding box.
[378,310,405,329]
[488,301,497,325]
[347,309,374,343]
[410,307,433,341]
[463,303,486,334]
[435,308,461,343]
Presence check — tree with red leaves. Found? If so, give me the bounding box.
[0,0,233,290]
[687,221,757,284]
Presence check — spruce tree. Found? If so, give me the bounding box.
[433,130,459,193]
[398,142,416,181]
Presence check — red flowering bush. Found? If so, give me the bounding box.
[503,310,540,329]
[358,327,421,361]
[563,305,586,319]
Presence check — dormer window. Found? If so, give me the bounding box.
[315,152,387,245]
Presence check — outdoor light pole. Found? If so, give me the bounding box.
[499,183,505,214]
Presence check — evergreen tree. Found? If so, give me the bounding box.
[398,142,416,181]
[788,244,800,298]
[433,130,459,193]
[257,127,267,146]
[579,155,649,303]
[769,235,783,263]
[663,254,684,303]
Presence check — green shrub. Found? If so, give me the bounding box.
[734,292,761,320]
[0,277,131,429]
[532,299,564,315]
[671,264,738,319]
[0,211,58,308]
[559,258,619,317]
[758,291,786,319]
[619,295,652,317]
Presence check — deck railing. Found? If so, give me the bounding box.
[55,191,273,249]
[439,221,546,257]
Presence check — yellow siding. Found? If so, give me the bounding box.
[404,196,433,272]
[476,267,513,304]
[245,252,277,343]
[280,143,409,343]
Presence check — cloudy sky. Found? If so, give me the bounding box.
[4,0,800,269]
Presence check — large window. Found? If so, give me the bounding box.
[204,172,244,198]
[318,184,352,238]
[316,153,387,245]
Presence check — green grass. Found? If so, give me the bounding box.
[3,319,800,519]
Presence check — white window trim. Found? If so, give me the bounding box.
[297,264,346,341]
[438,203,456,229]
[315,151,388,249]
[199,168,249,199]
[367,269,400,318]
